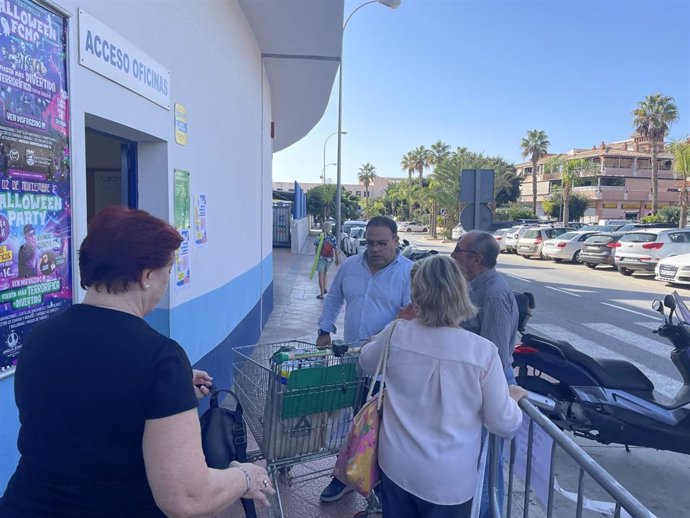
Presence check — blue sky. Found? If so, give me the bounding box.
[273,0,690,185]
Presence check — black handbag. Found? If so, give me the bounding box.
[199,388,257,518]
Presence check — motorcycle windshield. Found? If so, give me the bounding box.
[673,291,690,324]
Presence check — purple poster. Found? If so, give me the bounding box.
[0,0,70,370]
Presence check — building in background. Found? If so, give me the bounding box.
[516,133,676,222]
[0,0,343,488]
[274,175,405,199]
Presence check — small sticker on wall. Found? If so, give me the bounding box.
[175,229,191,289]
[175,103,187,145]
[195,194,207,246]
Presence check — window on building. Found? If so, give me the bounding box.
[600,177,625,187]
[356,191,362,196]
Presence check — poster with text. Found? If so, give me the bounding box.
[194,193,206,246]
[0,0,71,370]
[174,168,190,230]
[175,228,190,288]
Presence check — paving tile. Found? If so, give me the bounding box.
[218,248,368,518]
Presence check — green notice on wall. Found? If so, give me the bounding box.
[174,169,191,229]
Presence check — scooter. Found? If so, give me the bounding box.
[512,291,690,455]
[400,239,439,262]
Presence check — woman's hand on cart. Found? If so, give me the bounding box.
[229,461,275,506]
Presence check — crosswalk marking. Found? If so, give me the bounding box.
[526,323,681,398]
[581,323,671,360]
[545,286,581,297]
[636,321,663,330]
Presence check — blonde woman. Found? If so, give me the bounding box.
[359,255,526,518]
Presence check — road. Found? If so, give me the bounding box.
[404,233,690,518]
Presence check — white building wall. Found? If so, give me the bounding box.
[0,0,276,487]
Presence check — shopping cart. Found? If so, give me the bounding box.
[233,340,366,517]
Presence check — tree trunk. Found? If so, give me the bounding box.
[418,167,423,184]
[431,201,437,238]
[531,158,538,215]
[651,139,659,215]
[563,184,570,225]
[681,179,688,228]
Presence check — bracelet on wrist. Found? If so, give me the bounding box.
[234,465,252,495]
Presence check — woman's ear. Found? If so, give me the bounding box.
[139,269,153,290]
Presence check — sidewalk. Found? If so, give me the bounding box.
[218,247,366,518]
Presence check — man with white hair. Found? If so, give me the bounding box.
[451,230,519,518]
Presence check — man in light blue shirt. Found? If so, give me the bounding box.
[315,216,413,502]
[316,216,413,346]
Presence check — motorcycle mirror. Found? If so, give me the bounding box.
[664,294,676,323]
[651,299,663,313]
[402,239,410,246]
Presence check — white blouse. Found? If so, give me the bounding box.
[359,319,522,505]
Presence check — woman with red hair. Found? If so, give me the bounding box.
[1,206,274,517]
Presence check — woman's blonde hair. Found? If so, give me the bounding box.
[411,255,477,327]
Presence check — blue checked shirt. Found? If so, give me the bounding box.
[462,267,519,384]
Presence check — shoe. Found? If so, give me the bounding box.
[316,294,324,299]
[320,477,354,502]
[324,289,328,294]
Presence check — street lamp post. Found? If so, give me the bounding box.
[320,162,336,183]
[334,0,400,242]
[323,131,346,185]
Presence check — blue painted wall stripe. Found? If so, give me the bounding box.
[0,253,274,491]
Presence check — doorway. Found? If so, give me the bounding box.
[85,129,138,223]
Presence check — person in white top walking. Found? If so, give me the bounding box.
[359,255,526,518]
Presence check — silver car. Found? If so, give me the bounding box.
[517,227,573,259]
[542,231,601,263]
[614,228,690,276]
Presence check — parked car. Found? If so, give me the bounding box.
[541,230,600,262]
[614,228,690,276]
[579,232,627,269]
[451,224,465,240]
[342,226,366,256]
[398,221,428,232]
[655,254,690,285]
[505,225,533,254]
[517,227,573,259]
[493,229,509,252]
[340,220,367,251]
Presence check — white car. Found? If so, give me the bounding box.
[493,229,509,252]
[614,228,690,276]
[342,226,366,256]
[541,231,601,263]
[451,224,465,240]
[399,221,428,233]
[655,254,690,285]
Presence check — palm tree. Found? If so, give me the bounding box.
[428,141,451,237]
[520,130,550,215]
[400,152,415,182]
[411,145,432,184]
[633,93,679,215]
[671,140,690,228]
[357,162,377,199]
[545,156,598,224]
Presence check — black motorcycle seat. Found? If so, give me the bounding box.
[525,334,654,392]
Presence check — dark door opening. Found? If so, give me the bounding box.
[85,129,138,224]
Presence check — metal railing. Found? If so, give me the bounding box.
[486,397,655,518]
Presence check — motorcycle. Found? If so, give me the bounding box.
[512,291,690,455]
[399,239,439,262]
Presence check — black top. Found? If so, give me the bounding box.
[0,304,198,517]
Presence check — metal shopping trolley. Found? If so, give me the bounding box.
[233,340,366,517]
